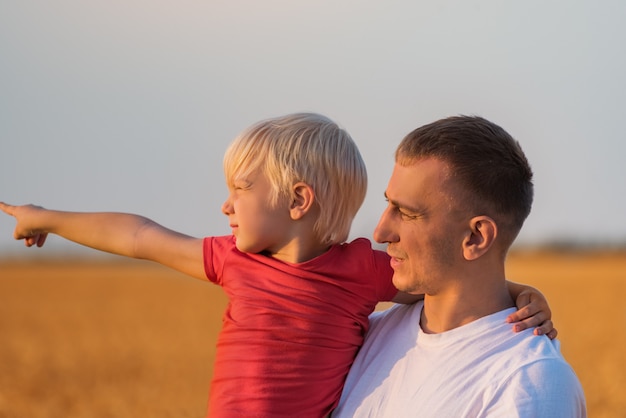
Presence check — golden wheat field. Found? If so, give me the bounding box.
[0,250,625,418]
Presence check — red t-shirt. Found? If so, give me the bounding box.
[203,235,396,417]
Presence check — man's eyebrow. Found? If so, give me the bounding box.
[383,191,422,214]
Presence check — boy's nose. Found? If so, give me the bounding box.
[221,199,233,215]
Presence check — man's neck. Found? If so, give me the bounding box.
[419,283,515,334]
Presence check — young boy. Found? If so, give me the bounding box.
[0,113,554,417]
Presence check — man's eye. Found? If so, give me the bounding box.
[399,210,417,220]
[385,199,419,220]
[392,206,415,220]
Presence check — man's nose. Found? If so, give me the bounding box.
[373,207,395,244]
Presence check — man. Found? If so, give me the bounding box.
[332,116,586,417]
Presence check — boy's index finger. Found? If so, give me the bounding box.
[0,202,14,215]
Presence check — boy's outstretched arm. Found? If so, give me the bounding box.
[0,202,206,280]
[506,280,557,339]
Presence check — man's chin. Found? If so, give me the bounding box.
[393,275,424,295]
[392,274,409,292]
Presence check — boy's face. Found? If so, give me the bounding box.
[222,169,292,255]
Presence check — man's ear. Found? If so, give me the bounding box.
[462,216,497,260]
[289,182,316,220]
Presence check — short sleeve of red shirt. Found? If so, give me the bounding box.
[202,234,235,286]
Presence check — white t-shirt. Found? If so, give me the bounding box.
[333,302,586,418]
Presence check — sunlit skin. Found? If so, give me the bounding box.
[374,158,516,334]
[374,158,466,295]
[221,169,328,264]
[0,161,556,336]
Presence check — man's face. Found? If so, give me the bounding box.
[373,158,469,295]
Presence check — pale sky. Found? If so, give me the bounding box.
[1,0,625,257]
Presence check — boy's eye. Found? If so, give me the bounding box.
[233,181,251,191]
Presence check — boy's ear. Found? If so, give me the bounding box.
[462,216,497,260]
[289,182,316,220]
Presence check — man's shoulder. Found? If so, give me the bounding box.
[508,328,565,363]
[510,334,581,384]
[494,341,586,416]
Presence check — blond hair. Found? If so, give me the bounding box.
[223,113,367,245]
